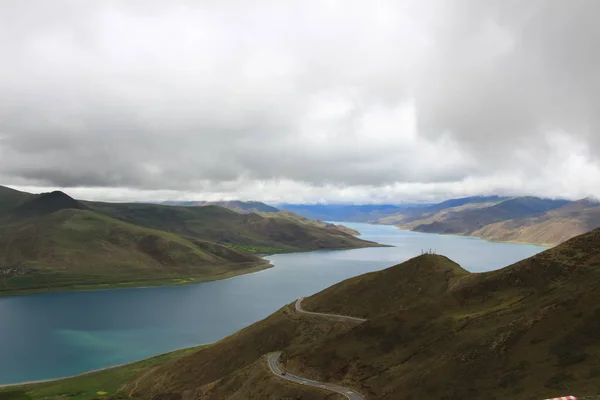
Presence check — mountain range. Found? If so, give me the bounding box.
[0,186,378,295]
[283,196,600,246]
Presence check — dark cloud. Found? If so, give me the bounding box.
[1,0,599,202]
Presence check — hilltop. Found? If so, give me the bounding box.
[86,201,375,253]
[27,226,594,400]
[156,199,362,237]
[0,185,31,213]
[0,186,379,295]
[160,200,280,214]
[0,203,266,296]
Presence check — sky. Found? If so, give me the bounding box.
[1,0,599,204]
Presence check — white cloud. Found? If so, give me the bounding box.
[1,0,599,203]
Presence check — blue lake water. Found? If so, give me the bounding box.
[0,223,546,385]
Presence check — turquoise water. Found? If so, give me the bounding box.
[0,223,546,385]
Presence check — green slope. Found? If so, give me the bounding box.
[87,201,377,252]
[0,187,379,295]
[0,196,267,295]
[110,227,600,400]
[0,185,31,214]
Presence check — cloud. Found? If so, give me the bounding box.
[1,0,599,203]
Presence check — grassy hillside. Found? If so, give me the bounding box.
[0,345,205,400]
[286,230,600,399]
[0,187,379,294]
[97,227,600,400]
[161,200,280,214]
[279,203,414,222]
[261,211,361,236]
[87,201,376,253]
[0,206,267,295]
[0,186,31,214]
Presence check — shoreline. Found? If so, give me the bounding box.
[0,241,383,298]
[386,224,553,248]
[0,260,273,298]
[0,343,209,389]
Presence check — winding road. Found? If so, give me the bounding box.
[267,297,366,400]
[294,297,367,323]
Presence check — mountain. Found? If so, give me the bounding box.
[280,196,600,247]
[0,187,379,295]
[0,192,267,295]
[115,227,600,400]
[279,204,422,222]
[8,190,89,219]
[0,185,31,214]
[158,200,361,235]
[473,198,600,246]
[160,200,280,214]
[280,197,505,224]
[378,195,507,225]
[260,210,361,235]
[87,201,375,253]
[409,196,569,234]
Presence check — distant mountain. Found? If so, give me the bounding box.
[0,186,380,295]
[160,200,279,214]
[0,185,31,213]
[409,197,569,234]
[124,227,600,400]
[8,190,89,219]
[279,203,425,222]
[383,196,600,246]
[289,195,598,246]
[88,201,375,253]
[473,198,600,246]
[280,198,505,223]
[159,199,362,236]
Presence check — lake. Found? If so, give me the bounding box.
[0,223,546,385]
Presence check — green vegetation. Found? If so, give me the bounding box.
[122,227,600,400]
[86,201,375,252]
[0,202,267,295]
[0,186,378,295]
[0,346,205,400]
[224,243,284,254]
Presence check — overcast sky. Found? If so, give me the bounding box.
[1,0,599,203]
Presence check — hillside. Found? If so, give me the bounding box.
[281,196,600,247]
[0,200,267,295]
[260,210,361,236]
[279,203,415,222]
[161,200,280,214]
[87,201,376,253]
[0,187,379,294]
[473,199,600,246]
[280,197,505,223]
[0,185,31,214]
[159,200,362,237]
[407,196,569,234]
[99,227,600,400]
